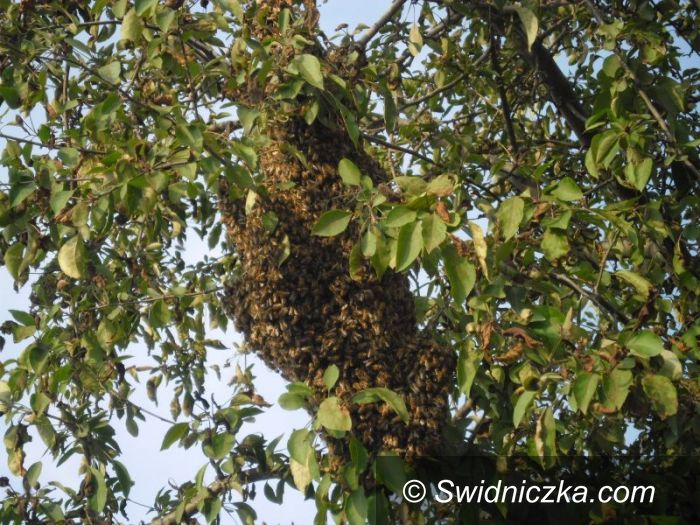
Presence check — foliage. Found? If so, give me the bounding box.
[0,0,699,523]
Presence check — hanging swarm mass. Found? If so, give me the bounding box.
[217,0,455,459]
[219,119,455,458]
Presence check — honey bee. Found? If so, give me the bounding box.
[218,116,456,462]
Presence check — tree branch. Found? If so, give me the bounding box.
[361,132,499,199]
[490,36,518,152]
[551,272,631,325]
[150,466,286,525]
[357,0,409,49]
[399,46,491,110]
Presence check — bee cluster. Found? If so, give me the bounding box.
[218,119,455,458]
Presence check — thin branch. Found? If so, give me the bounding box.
[150,466,286,525]
[399,46,491,110]
[357,0,409,49]
[551,272,631,325]
[362,132,500,199]
[397,9,464,65]
[490,36,517,152]
[96,286,224,310]
[0,131,99,154]
[362,131,435,165]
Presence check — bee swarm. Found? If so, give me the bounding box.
[219,119,455,458]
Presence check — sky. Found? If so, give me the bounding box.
[0,1,396,524]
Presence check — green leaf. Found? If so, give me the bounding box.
[24,461,42,488]
[4,243,24,280]
[457,348,480,396]
[514,6,538,51]
[9,182,35,207]
[161,422,189,450]
[352,387,409,423]
[120,8,143,42]
[290,457,312,492]
[497,196,524,240]
[659,350,682,381]
[28,345,49,373]
[534,408,556,460]
[323,365,340,391]
[88,467,108,514]
[135,0,157,16]
[149,300,171,328]
[203,497,223,524]
[295,54,324,90]
[35,417,55,448]
[237,107,260,135]
[58,147,80,167]
[469,222,488,277]
[361,228,377,257]
[541,228,569,261]
[346,490,368,525]
[384,206,416,228]
[349,437,369,473]
[624,157,653,191]
[442,245,476,304]
[394,176,427,196]
[374,454,407,493]
[0,85,20,109]
[349,243,363,281]
[642,374,678,419]
[627,330,663,358]
[408,24,423,56]
[113,460,133,498]
[585,148,599,178]
[0,381,11,413]
[304,98,320,125]
[573,372,599,414]
[589,130,619,169]
[602,369,633,410]
[97,62,121,84]
[551,177,583,201]
[287,429,312,464]
[58,235,87,279]
[278,392,307,410]
[156,9,175,31]
[421,213,447,253]
[426,174,454,196]
[395,221,423,271]
[615,270,652,299]
[316,396,352,432]
[513,390,536,427]
[203,432,235,460]
[338,159,361,186]
[312,210,351,237]
[50,190,73,215]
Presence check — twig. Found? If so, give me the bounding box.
[551,272,631,325]
[0,131,99,154]
[96,286,224,309]
[357,0,410,49]
[490,36,517,152]
[150,466,286,525]
[362,132,500,199]
[362,132,435,164]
